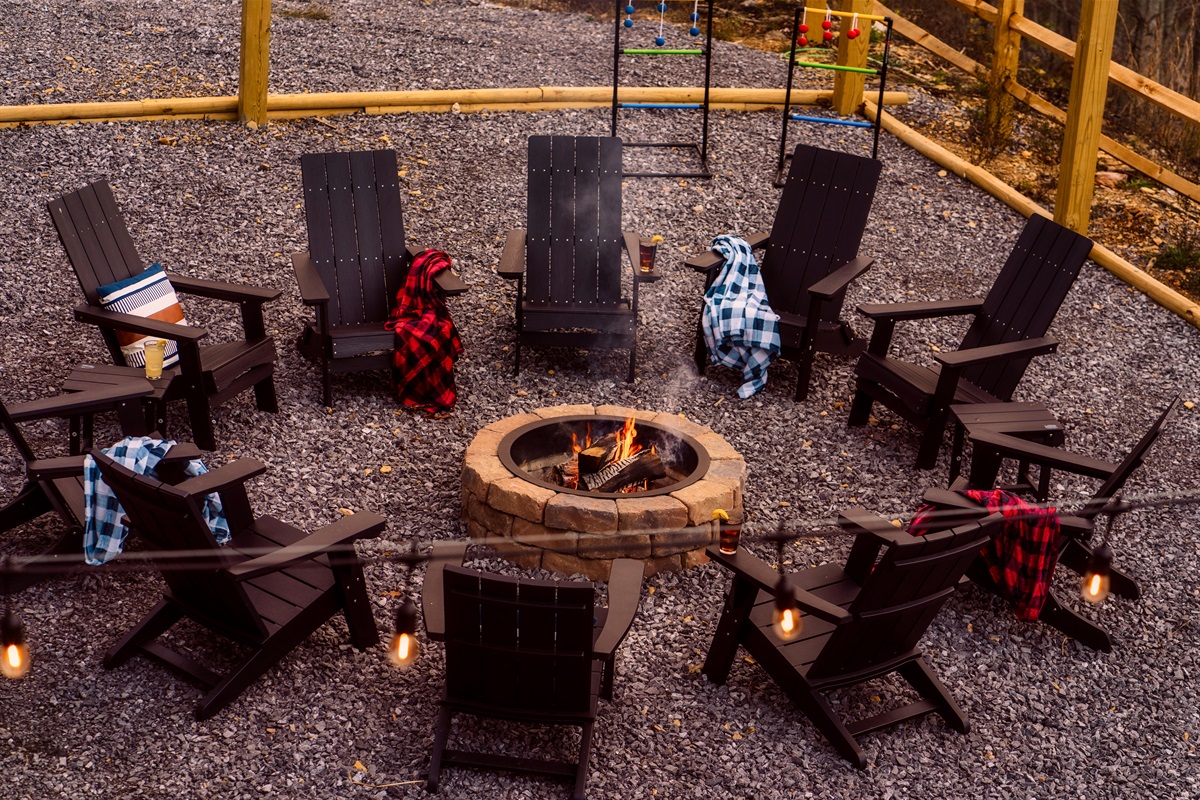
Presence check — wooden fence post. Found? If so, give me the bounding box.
[832,0,872,115]
[1055,0,1117,234]
[985,0,1024,142]
[238,0,271,127]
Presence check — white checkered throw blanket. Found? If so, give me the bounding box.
[83,436,230,566]
[701,234,781,398]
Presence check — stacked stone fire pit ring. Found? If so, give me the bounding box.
[461,405,746,579]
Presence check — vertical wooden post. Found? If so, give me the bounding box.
[238,0,271,127]
[985,0,1024,142]
[832,0,872,116]
[1055,0,1118,234]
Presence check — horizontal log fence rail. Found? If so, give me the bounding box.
[0,87,911,128]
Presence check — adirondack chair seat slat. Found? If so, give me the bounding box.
[856,353,1002,415]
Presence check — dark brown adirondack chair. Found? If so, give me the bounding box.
[923,396,1179,652]
[422,542,644,799]
[497,136,656,382]
[848,214,1093,469]
[703,509,1000,768]
[48,180,281,451]
[293,149,468,407]
[0,386,199,594]
[91,450,386,720]
[687,144,882,400]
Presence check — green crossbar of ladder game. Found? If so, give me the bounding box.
[792,60,878,75]
[621,48,704,55]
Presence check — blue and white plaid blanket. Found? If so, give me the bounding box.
[83,436,230,566]
[702,234,782,398]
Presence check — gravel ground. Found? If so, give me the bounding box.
[1,1,1198,799]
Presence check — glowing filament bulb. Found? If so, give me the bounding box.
[772,577,802,641]
[0,612,30,680]
[388,599,420,670]
[1080,543,1114,605]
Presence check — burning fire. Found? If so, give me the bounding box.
[565,417,656,492]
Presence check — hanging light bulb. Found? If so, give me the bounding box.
[1,610,30,680]
[1080,542,1114,605]
[388,598,420,669]
[772,575,801,641]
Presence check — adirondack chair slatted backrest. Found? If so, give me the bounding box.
[442,566,596,714]
[92,454,267,642]
[765,145,882,317]
[525,136,623,308]
[957,215,1093,399]
[49,181,146,304]
[1078,396,1178,521]
[808,525,989,680]
[301,150,409,327]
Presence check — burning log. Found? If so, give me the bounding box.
[576,432,621,473]
[581,450,667,493]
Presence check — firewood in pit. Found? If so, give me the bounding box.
[552,457,580,489]
[576,432,621,474]
[581,450,666,493]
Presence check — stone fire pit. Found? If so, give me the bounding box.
[461,405,746,579]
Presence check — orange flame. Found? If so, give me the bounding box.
[612,416,642,463]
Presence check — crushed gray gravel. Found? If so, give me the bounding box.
[1,1,1198,799]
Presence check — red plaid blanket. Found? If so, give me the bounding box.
[911,490,1060,621]
[385,249,463,413]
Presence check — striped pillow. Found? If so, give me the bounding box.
[96,263,187,369]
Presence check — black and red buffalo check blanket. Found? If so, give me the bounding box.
[385,249,463,414]
[911,489,1060,621]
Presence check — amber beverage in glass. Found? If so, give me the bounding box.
[144,339,166,380]
[719,516,742,555]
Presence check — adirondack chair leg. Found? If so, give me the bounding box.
[599,654,617,702]
[514,339,522,377]
[330,560,380,649]
[185,393,218,452]
[915,410,950,470]
[573,719,595,800]
[847,386,875,426]
[626,344,636,383]
[793,687,868,769]
[103,599,186,668]
[253,375,279,414]
[426,706,454,792]
[321,366,333,408]
[898,657,969,733]
[693,317,709,375]
[0,484,55,534]
[702,576,758,685]
[1037,592,1113,652]
[195,614,326,720]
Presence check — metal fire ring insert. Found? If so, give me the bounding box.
[497,414,711,498]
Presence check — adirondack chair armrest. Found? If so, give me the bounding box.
[934,336,1059,369]
[967,429,1118,480]
[592,558,644,657]
[708,546,850,625]
[6,384,152,423]
[403,244,470,295]
[856,298,985,321]
[291,251,330,306]
[497,229,526,279]
[25,455,86,480]
[838,506,909,544]
[921,487,984,512]
[226,510,387,581]
[623,230,662,283]
[74,303,210,344]
[169,274,281,305]
[683,230,771,273]
[174,457,268,496]
[1056,514,1094,539]
[422,540,471,640]
[683,250,722,272]
[808,256,874,300]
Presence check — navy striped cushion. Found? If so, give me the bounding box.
[96,263,187,369]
